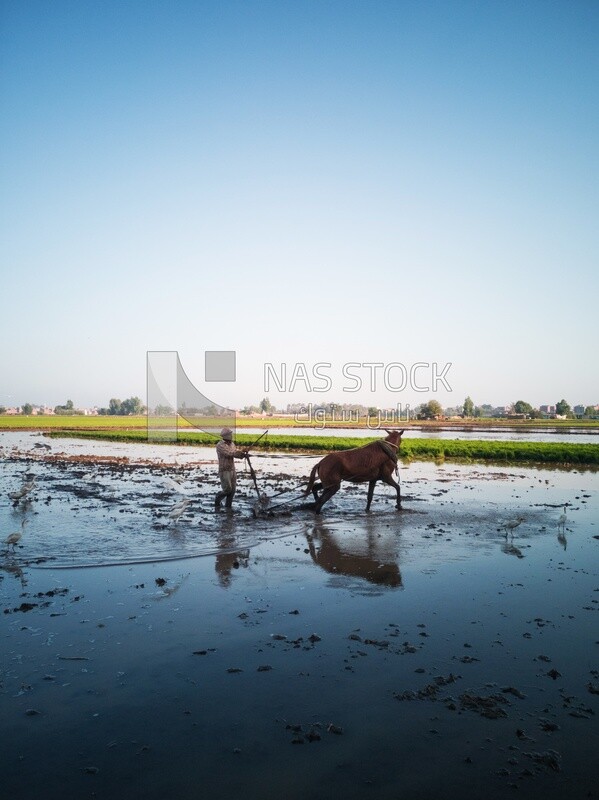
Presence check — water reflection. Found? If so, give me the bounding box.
[557,530,568,550]
[0,558,28,588]
[306,519,402,587]
[214,518,250,587]
[500,541,524,559]
[235,426,599,445]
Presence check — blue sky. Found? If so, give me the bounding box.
[1,0,597,411]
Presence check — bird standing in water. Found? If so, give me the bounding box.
[168,498,190,524]
[557,506,567,531]
[5,519,27,552]
[9,478,36,502]
[502,516,525,538]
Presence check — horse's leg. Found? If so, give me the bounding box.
[312,481,323,502]
[381,474,402,509]
[314,484,340,514]
[366,480,376,511]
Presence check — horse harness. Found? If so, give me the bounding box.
[377,439,400,476]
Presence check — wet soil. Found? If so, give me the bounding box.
[1,433,598,799]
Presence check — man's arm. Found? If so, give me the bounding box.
[218,440,248,459]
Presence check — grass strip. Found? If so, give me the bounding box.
[41,429,599,465]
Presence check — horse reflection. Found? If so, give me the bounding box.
[306,521,402,588]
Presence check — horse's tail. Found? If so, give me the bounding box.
[303,462,320,497]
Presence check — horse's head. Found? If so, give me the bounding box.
[383,429,405,447]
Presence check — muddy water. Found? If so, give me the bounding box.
[1,433,598,799]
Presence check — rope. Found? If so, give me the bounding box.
[377,440,399,463]
[261,490,309,511]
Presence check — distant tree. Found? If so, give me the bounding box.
[529,408,543,419]
[21,403,33,415]
[418,400,443,419]
[54,399,80,415]
[154,404,174,416]
[473,406,483,418]
[555,399,571,416]
[0,406,6,414]
[368,406,379,417]
[108,398,122,415]
[259,397,273,413]
[120,396,144,415]
[585,405,597,418]
[463,397,475,417]
[98,397,146,415]
[513,400,533,415]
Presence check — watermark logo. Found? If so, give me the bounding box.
[146,351,236,442]
[264,362,452,393]
[146,353,452,440]
[294,402,413,429]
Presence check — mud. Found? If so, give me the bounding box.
[1,432,598,799]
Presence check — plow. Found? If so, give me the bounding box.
[244,453,310,517]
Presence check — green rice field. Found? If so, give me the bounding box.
[36,427,599,466]
[2,415,598,465]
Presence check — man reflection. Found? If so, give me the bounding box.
[214,518,249,587]
[215,547,249,588]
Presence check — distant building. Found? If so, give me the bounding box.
[31,405,55,415]
[573,405,585,417]
[539,405,557,417]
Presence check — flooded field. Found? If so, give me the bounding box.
[239,426,599,444]
[1,433,598,799]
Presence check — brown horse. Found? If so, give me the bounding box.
[303,430,405,514]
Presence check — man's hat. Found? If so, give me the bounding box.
[221,427,233,440]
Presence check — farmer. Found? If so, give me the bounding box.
[215,427,249,509]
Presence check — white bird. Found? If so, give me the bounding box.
[167,498,190,523]
[557,506,567,531]
[162,475,195,497]
[5,520,27,551]
[502,516,525,538]
[9,478,35,501]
